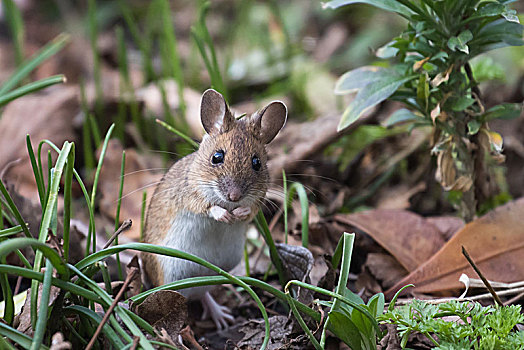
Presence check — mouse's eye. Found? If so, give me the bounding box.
[252,155,261,171]
[211,150,225,165]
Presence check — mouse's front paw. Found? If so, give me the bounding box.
[232,207,251,221]
[210,206,233,223]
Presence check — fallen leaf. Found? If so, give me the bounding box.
[133,290,188,340]
[16,282,60,335]
[365,253,408,290]
[0,86,79,202]
[237,316,304,350]
[386,198,524,298]
[125,255,142,298]
[333,210,446,272]
[97,139,163,240]
[276,243,313,282]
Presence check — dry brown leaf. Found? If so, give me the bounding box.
[386,198,524,298]
[97,139,163,240]
[16,282,60,335]
[133,290,188,339]
[333,210,446,272]
[365,253,408,290]
[0,86,79,202]
[125,255,142,298]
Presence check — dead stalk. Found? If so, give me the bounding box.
[85,267,138,350]
[103,219,132,249]
[461,246,503,306]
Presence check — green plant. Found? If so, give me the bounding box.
[381,299,524,349]
[326,0,523,221]
[287,233,385,350]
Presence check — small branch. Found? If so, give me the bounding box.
[129,336,140,350]
[85,267,138,350]
[464,63,482,101]
[103,219,132,249]
[462,246,503,306]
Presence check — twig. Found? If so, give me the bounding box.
[391,286,524,306]
[85,267,138,350]
[103,219,132,249]
[129,336,140,350]
[464,62,482,101]
[503,291,524,306]
[462,246,503,306]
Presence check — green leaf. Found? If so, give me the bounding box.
[483,103,522,121]
[467,120,481,135]
[383,108,419,127]
[450,96,475,111]
[368,293,385,318]
[329,310,364,350]
[338,75,417,131]
[447,30,473,54]
[416,73,429,110]
[322,0,412,17]
[334,66,388,95]
[376,41,399,59]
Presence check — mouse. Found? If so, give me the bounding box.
[141,89,287,329]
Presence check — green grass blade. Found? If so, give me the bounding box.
[0,181,32,239]
[0,322,47,350]
[254,211,287,287]
[283,171,288,244]
[321,233,359,346]
[31,141,72,327]
[140,191,147,240]
[2,0,25,67]
[0,225,23,238]
[158,0,186,119]
[287,182,309,248]
[75,242,271,349]
[286,291,322,349]
[63,144,75,262]
[118,0,155,81]
[0,75,66,108]
[0,238,68,277]
[286,279,380,333]
[88,0,102,105]
[64,305,126,348]
[0,255,14,325]
[67,264,152,349]
[114,151,126,279]
[89,124,115,254]
[0,264,101,302]
[0,335,17,350]
[0,33,69,95]
[155,119,199,148]
[30,259,53,350]
[26,135,45,208]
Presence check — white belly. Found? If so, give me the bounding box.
[159,211,246,298]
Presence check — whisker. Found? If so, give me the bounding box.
[123,168,168,177]
[116,181,163,202]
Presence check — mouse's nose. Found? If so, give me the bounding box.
[228,188,242,202]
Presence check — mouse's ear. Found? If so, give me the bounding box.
[200,89,234,135]
[252,101,287,144]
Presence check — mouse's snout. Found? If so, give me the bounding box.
[227,187,242,202]
[219,177,245,203]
